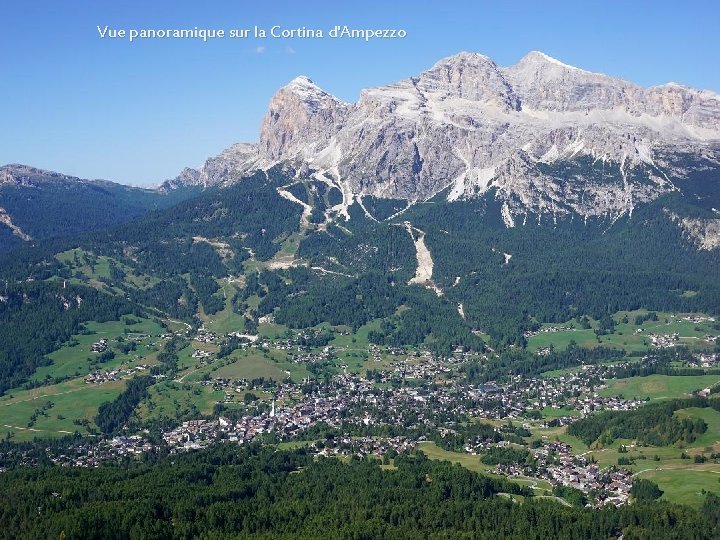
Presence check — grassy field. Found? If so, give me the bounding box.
[272,232,303,262]
[675,407,720,448]
[534,425,590,453]
[527,310,719,353]
[176,344,203,372]
[0,315,168,441]
[634,468,720,508]
[331,320,381,349]
[258,322,289,340]
[30,319,165,383]
[417,442,554,493]
[56,248,112,280]
[214,354,291,381]
[276,440,314,450]
[331,319,382,372]
[207,349,309,383]
[417,442,495,475]
[0,378,127,441]
[540,366,585,378]
[56,248,160,290]
[201,283,246,335]
[541,358,632,379]
[599,374,720,401]
[528,327,600,352]
[540,406,581,418]
[136,381,223,423]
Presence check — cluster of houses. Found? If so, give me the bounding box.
[288,348,333,364]
[648,333,680,347]
[313,435,416,458]
[523,325,574,338]
[84,369,121,384]
[160,394,347,453]
[367,344,411,362]
[49,436,155,467]
[545,455,633,507]
[191,348,212,359]
[367,353,457,383]
[1,354,649,508]
[465,368,643,420]
[83,364,149,384]
[496,440,633,507]
[195,328,218,344]
[90,338,109,353]
[227,331,258,343]
[162,420,217,451]
[9,317,720,509]
[682,315,716,324]
[691,353,720,368]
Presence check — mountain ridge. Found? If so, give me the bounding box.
[164,50,720,227]
[0,163,201,252]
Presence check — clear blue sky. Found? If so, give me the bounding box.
[1,0,718,186]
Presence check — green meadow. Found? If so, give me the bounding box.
[599,374,720,401]
[527,310,719,353]
[0,378,127,441]
[213,353,293,382]
[634,468,720,508]
[136,381,223,424]
[30,318,165,383]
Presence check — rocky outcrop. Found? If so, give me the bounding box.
[0,164,81,186]
[667,211,720,250]
[0,206,32,240]
[161,167,201,191]
[259,76,350,161]
[162,143,260,190]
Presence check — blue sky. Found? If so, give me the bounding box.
[1,0,718,186]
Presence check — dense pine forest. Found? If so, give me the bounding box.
[0,177,199,252]
[1,444,719,540]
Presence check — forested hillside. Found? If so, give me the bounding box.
[0,166,718,354]
[1,444,718,540]
[0,281,135,394]
[0,174,199,252]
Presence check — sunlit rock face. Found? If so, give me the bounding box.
[168,51,720,224]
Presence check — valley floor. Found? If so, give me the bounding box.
[2,307,720,510]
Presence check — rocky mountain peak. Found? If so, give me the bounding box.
[272,76,347,111]
[284,76,330,97]
[259,76,350,161]
[516,51,589,72]
[504,51,636,113]
[414,51,520,110]
[160,167,202,191]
